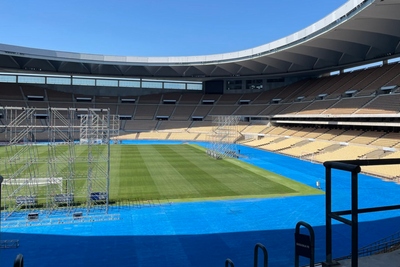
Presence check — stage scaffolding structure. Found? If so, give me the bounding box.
[207,115,241,159]
[0,107,119,222]
[79,111,119,213]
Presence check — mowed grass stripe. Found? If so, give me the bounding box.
[112,145,160,200]
[154,145,239,198]
[138,145,201,199]
[169,145,296,195]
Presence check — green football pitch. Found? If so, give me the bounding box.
[1,144,322,204]
[109,144,322,202]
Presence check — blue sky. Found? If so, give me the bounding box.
[2,0,348,57]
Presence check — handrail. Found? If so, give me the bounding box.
[254,243,268,267]
[324,158,400,267]
[225,258,234,267]
[13,254,23,267]
[359,230,400,250]
[295,221,315,267]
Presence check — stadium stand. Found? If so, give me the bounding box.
[362,151,400,179]
[179,94,202,104]
[315,129,346,141]
[188,121,213,132]
[244,136,282,147]
[297,99,338,114]
[369,132,400,147]
[155,105,175,118]
[241,124,269,134]
[349,131,384,145]
[137,132,169,140]
[324,96,374,114]
[331,130,363,142]
[168,132,199,140]
[134,105,158,120]
[139,94,162,104]
[259,137,304,151]
[158,121,192,131]
[124,120,157,131]
[209,105,238,116]
[355,94,400,114]
[313,145,376,162]
[192,105,213,119]
[281,140,333,158]
[279,102,312,115]
[170,105,196,120]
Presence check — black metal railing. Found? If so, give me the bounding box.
[13,254,23,267]
[323,158,400,267]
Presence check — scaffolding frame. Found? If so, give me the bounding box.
[47,108,76,215]
[1,108,41,219]
[80,110,119,214]
[207,116,241,159]
[0,107,118,221]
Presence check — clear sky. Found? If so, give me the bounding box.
[1,0,348,57]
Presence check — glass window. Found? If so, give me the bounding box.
[187,83,203,90]
[119,80,140,88]
[142,81,162,89]
[164,83,186,90]
[18,76,45,84]
[72,78,95,86]
[226,80,242,90]
[96,79,118,87]
[0,75,17,83]
[246,80,263,90]
[47,77,71,85]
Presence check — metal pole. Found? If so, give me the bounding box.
[351,171,358,267]
[106,109,111,214]
[325,166,332,265]
[225,259,234,267]
[254,243,268,267]
[295,221,315,267]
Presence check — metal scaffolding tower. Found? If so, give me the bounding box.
[1,108,41,219]
[46,108,76,215]
[207,116,241,159]
[80,110,118,214]
[0,107,119,221]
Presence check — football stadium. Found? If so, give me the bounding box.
[1,0,400,266]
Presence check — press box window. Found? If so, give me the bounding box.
[226,80,242,90]
[246,80,263,90]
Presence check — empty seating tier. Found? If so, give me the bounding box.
[124,120,157,131]
[324,97,374,114]
[355,94,400,114]
[281,141,332,158]
[259,138,303,151]
[313,145,376,162]
[134,105,157,120]
[158,121,192,132]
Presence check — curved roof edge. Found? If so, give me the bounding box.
[0,0,370,66]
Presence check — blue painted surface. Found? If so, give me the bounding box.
[1,141,400,267]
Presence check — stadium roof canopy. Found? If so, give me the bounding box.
[0,0,400,80]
